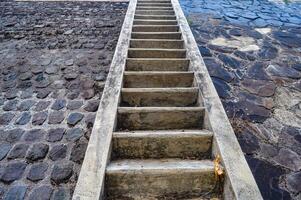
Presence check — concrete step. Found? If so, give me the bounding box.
[117,107,205,130]
[132,25,179,32]
[112,130,213,159]
[105,159,216,199]
[136,6,173,10]
[135,14,176,20]
[137,3,173,7]
[132,32,182,39]
[121,87,198,107]
[126,58,189,71]
[123,71,194,88]
[138,0,172,3]
[130,39,184,49]
[133,19,177,25]
[128,48,186,58]
[135,10,175,15]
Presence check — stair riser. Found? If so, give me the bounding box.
[133,20,177,25]
[130,40,184,49]
[112,135,212,159]
[126,59,189,71]
[106,170,215,199]
[123,73,194,88]
[117,110,204,130]
[121,90,198,106]
[131,32,181,39]
[128,49,186,58]
[135,15,176,20]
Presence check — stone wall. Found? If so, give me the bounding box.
[0,1,127,199]
[180,0,301,199]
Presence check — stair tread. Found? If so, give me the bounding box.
[106,159,214,172]
[113,129,213,137]
[118,106,205,113]
[122,87,198,92]
[124,71,192,75]
[131,38,183,41]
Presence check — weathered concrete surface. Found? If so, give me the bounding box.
[117,107,205,130]
[112,130,213,159]
[126,58,189,71]
[106,159,216,199]
[121,87,198,106]
[123,71,194,88]
[0,1,127,199]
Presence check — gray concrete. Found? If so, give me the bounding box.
[106,159,216,199]
[112,130,213,159]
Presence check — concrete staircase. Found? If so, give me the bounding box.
[105,1,219,199]
[73,0,263,199]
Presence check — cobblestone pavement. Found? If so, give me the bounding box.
[180,0,301,199]
[0,1,127,199]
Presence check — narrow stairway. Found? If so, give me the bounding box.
[105,1,221,199]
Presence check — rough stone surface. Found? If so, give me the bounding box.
[51,163,74,184]
[0,1,127,198]
[181,0,301,198]
[27,163,48,182]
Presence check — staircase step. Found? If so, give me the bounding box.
[112,130,213,159]
[117,107,205,130]
[130,39,184,49]
[128,48,186,58]
[135,14,176,20]
[132,32,181,39]
[137,3,173,7]
[123,71,194,88]
[132,25,179,32]
[133,19,177,25]
[121,87,198,107]
[138,0,172,3]
[136,6,173,10]
[105,159,215,199]
[136,10,174,15]
[126,58,189,71]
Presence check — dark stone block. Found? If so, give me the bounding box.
[204,58,234,82]
[15,112,31,125]
[0,143,12,161]
[32,111,48,125]
[23,129,45,142]
[48,111,65,124]
[51,99,66,111]
[28,185,53,200]
[70,139,88,164]
[46,128,65,142]
[83,100,99,112]
[49,144,67,161]
[51,163,73,184]
[0,162,27,183]
[0,113,15,126]
[26,143,49,161]
[5,129,24,143]
[4,186,27,200]
[27,163,48,182]
[67,113,84,126]
[65,128,84,141]
[7,143,29,159]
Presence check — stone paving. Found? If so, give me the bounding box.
[180,0,301,199]
[0,1,127,199]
